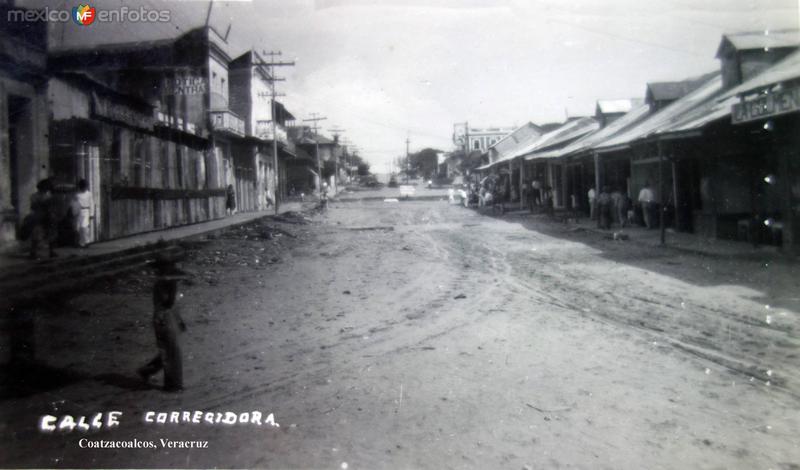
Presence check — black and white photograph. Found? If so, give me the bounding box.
[1,0,799,468]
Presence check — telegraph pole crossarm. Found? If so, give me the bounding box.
[259,50,295,214]
[303,113,328,196]
[328,127,346,189]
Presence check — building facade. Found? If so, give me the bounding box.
[0,6,50,249]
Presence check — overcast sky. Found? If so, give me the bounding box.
[37,0,799,172]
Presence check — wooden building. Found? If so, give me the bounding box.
[46,27,243,242]
[0,5,50,250]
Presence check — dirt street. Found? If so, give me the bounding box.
[2,193,799,469]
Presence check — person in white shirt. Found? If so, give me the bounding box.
[638,181,656,229]
[72,179,94,248]
[587,186,597,219]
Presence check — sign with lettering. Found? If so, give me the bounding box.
[91,93,154,130]
[732,85,800,124]
[164,76,208,96]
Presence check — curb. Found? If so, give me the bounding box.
[0,211,292,311]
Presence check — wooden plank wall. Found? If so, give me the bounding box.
[106,195,226,239]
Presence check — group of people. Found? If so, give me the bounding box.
[523,178,554,215]
[588,186,631,229]
[586,181,657,230]
[24,178,95,260]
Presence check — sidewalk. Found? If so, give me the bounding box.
[0,202,310,308]
[0,202,307,272]
[562,215,788,260]
[499,208,792,261]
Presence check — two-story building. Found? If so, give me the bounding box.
[46,26,243,241]
[229,51,296,211]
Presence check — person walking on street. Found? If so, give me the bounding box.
[29,178,58,259]
[72,179,94,248]
[138,254,190,392]
[638,181,656,229]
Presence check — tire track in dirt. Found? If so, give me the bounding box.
[438,218,800,396]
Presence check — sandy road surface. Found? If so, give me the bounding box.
[1,196,799,469]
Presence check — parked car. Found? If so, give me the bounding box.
[360,175,380,187]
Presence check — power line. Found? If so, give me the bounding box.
[544,16,708,58]
[302,113,328,195]
[259,50,295,214]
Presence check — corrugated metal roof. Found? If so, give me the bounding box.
[518,117,600,161]
[489,122,543,154]
[550,104,653,159]
[718,29,800,55]
[646,71,717,102]
[594,72,723,152]
[660,49,800,134]
[723,49,800,97]
[596,99,640,115]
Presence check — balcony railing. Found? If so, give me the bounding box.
[209,110,245,137]
[255,120,288,144]
[155,111,198,135]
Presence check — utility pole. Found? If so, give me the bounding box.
[405,135,410,183]
[254,51,294,214]
[303,113,327,195]
[329,126,345,190]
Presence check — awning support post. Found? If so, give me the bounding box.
[659,140,666,246]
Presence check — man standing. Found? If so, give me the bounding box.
[531,178,542,207]
[587,186,597,220]
[597,187,613,229]
[29,178,58,259]
[72,179,94,248]
[638,181,656,229]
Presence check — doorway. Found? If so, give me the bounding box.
[8,95,32,221]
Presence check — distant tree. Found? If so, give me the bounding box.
[458,150,485,174]
[357,163,370,176]
[408,148,442,180]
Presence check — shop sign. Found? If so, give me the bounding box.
[164,76,207,95]
[732,85,800,124]
[92,93,154,130]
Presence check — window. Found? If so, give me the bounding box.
[144,136,153,187]
[130,134,144,187]
[160,140,170,188]
[473,140,480,150]
[186,148,198,189]
[196,152,206,189]
[111,129,122,184]
[176,145,184,188]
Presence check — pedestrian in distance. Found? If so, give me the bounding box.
[638,181,656,229]
[531,178,542,207]
[137,253,191,392]
[587,186,597,220]
[542,185,554,217]
[612,188,630,228]
[71,179,94,248]
[29,178,58,260]
[320,182,329,211]
[597,186,613,229]
[225,184,236,215]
